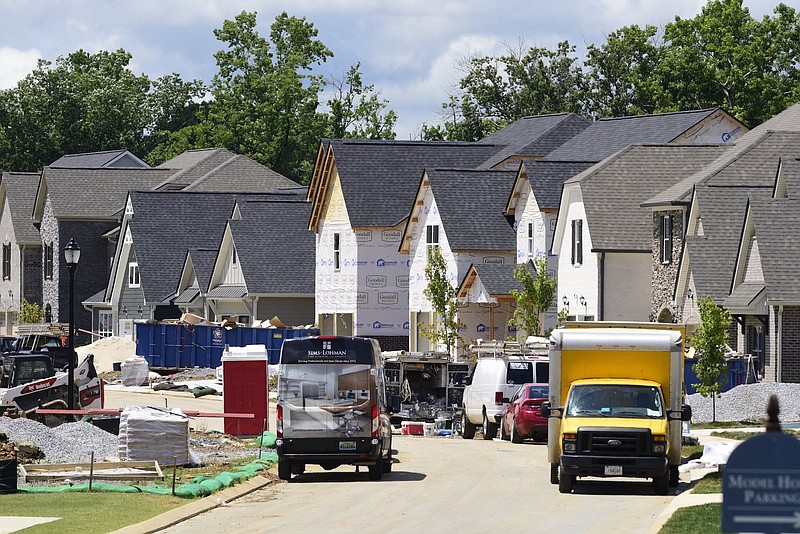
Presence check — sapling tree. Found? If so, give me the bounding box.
[509,257,557,338]
[420,246,460,356]
[691,295,732,422]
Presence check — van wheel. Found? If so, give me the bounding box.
[511,420,523,444]
[368,461,382,481]
[558,465,574,493]
[653,474,669,495]
[278,457,292,481]
[461,411,475,439]
[482,413,498,440]
[291,463,305,475]
[550,464,559,485]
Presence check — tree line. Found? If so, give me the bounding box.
[0,0,797,183]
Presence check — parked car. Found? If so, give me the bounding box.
[461,348,548,440]
[500,383,549,443]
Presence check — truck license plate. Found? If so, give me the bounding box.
[605,465,623,475]
[339,441,356,451]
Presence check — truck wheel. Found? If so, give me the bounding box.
[653,474,669,495]
[558,465,574,493]
[669,465,679,487]
[291,463,305,475]
[278,457,292,481]
[550,464,559,485]
[368,461,382,481]
[482,413,498,440]
[461,411,475,439]
[511,420,523,444]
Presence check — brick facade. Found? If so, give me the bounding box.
[779,307,800,383]
[651,210,684,322]
[370,335,409,352]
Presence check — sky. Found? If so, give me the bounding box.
[0,0,783,140]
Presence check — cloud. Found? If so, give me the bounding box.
[0,47,40,89]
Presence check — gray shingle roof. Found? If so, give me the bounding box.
[126,191,279,303]
[477,113,590,168]
[183,248,218,296]
[781,157,800,199]
[517,160,594,210]
[543,108,721,162]
[49,150,148,168]
[644,131,800,206]
[40,167,175,219]
[182,154,297,192]
[458,261,536,296]
[749,198,800,302]
[426,168,517,251]
[230,198,315,295]
[723,282,765,309]
[572,144,728,251]
[3,172,41,245]
[328,139,504,227]
[156,148,236,189]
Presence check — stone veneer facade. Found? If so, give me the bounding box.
[650,210,684,322]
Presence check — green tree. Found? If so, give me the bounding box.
[420,247,460,356]
[423,41,584,141]
[202,10,332,182]
[583,25,663,118]
[656,0,800,126]
[18,298,44,324]
[508,258,557,338]
[690,296,733,422]
[325,62,397,139]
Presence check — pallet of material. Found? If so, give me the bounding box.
[19,460,163,481]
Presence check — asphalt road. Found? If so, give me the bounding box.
[158,434,675,533]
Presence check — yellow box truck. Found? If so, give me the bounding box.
[540,323,691,495]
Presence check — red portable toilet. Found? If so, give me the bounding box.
[221,345,268,436]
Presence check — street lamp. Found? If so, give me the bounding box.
[64,238,80,411]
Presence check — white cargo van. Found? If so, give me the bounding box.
[461,347,549,440]
[275,336,393,480]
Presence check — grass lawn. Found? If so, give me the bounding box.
[0,492,188,533]
[660,503,721,534]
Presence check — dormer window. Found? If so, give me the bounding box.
[128,262,140,288]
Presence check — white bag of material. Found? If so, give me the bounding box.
[121,357,150,386]
[679,440,739,473]
[118,405,190,465]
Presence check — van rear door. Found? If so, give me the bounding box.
[279,338,376,441]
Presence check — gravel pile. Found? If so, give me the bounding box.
[0,418,119,463]
[687,382,800,423]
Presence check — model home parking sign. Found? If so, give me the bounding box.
[723,431,800,533]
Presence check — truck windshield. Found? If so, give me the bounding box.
[566,385,664,418]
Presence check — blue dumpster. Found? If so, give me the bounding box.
[684,356,759,395]
[135,322,319,367]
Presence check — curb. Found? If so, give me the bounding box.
[646,490,722,533]
[110,474,273,534]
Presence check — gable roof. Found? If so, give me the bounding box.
[684,186,771,302]
[745,198,800,302]
[477,113,590,169]
[124,191,279,303]
[569,144,728,251]
[2,172,42,245]
[425,168,517,251]
[542,108,724,162]
[643,131,800,206]
[49,149,149,168]
[311,140,504,230]
[778,157,800,199]
[456,261,535,298]
[34,167,175,220]
[515,160,595,210]
[182,248,218,296]
[228,198,315,294]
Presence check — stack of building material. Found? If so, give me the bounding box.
[118,406,190,465]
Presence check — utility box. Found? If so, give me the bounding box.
[221,345,268,436]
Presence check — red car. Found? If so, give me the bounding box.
[500,383,549,443]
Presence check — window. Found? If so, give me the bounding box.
[571,219,583,265]
[128,262,140,288]
[2,243,10,280]
[98,311,113,337]
[231,247,238,268]
[527,223,534,257]
[333,232,340,271]
[660,215,673,264]
[426,225,439,259]
[44,242,54,280]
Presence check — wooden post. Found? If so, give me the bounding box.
[258,418,266,460]
[171,456,177,496]
[88,451,94,492]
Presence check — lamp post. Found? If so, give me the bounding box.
[64,238,80,411]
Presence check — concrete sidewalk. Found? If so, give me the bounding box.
[110,474,274,534]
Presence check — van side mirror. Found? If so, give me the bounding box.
[541,401,562,419]
[668,404,692,421]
